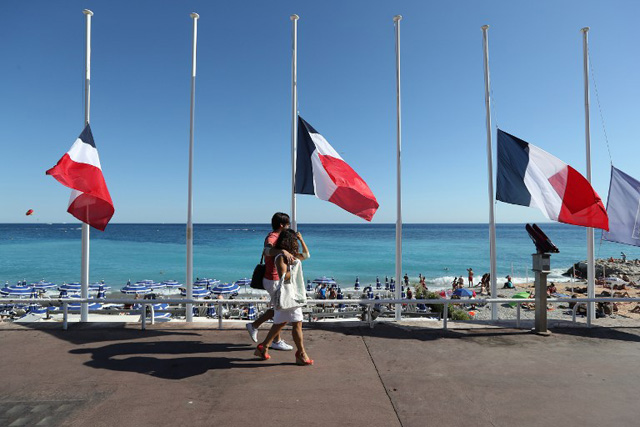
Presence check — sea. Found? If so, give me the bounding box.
[1,223,638,291]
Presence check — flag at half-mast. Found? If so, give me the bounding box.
[46,124,114,231]
[296,116,379,221]
[496,129,608,230]
[603,166,640,246]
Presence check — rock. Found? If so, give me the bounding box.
[564,258,640,279]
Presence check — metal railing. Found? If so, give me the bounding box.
[1,296,639,331]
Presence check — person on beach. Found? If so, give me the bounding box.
[245,212,296,351]
[403,273,409,286]
[255,229,313,365]
[503,275,514,289]
[467,268,474,287]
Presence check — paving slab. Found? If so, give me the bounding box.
[0,322,639,427]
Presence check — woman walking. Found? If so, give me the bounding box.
[254,229,313,366]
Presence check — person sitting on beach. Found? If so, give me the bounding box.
[613,291,631,298]
[255,229,313,365]
[406,287,413,299]
[328,287,337,300]
[246,212,296,351]
[547,283,557,295]
[503,278,514,289]
[458,277,464,287]
[479,273,489,294]
[613,283,628,290]
[318,284,327,299]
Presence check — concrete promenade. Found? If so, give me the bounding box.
[1,321,639,426]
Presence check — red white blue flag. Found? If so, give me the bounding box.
[296,116,379,221]
[603,166,640,246]
[496,129,608,230]
[46,124,114,231]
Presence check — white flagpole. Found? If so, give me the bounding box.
[186,12,199,322]
[481,25,498,320]
[80,9,93,323]
[291,14,299,231]
[393,15,403,321]
[581,27,596,326]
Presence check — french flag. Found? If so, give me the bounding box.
[296,116,379,221]
[496,129,608,230]
[46,124,114,231]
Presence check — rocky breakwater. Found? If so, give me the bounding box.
[564,258,640,280]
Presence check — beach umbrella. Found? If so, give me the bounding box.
[206,303,217,318]
[401,286,406,299]
[337,293,345,310]
[0,283,34,297]
[194,279,209,287]
[234,278,251,286]
[313,276,336,286]
[354,277,360,290]
[376,277,381,290]
[121,282,151,295]
[96,284,107,299]
[33,280,57,291]
[136,280,163,290]
[385,276,390,290]
[509,291,532,307]
[390,282,396,293]
[453,288,474,298]
[59,283,82,293]
[247,304,257,320]
[181,286,210,298]
[211,283,240,295]
[89,282,111,291]
[161,280,182,288]
[367,289,374,300]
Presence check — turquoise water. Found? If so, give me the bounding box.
[1,223,638,289]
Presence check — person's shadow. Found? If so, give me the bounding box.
[69,340,289,379]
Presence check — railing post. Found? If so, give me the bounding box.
[150,304,155,325]
[141,303,146,330]
[516,304,521,328]
[443,302,448,330]
[63,302,68,330]
[218,301,223,329]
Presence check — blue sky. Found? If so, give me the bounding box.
[1,0,638,224]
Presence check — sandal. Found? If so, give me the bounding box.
[295,350,313,366]
[254,344,270,360]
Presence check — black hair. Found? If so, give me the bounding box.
[271,212,290,231]
[275,229,299,256]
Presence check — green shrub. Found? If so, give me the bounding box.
[425,291,445,314]
[450,309,471,321]
[414,285,427,299]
